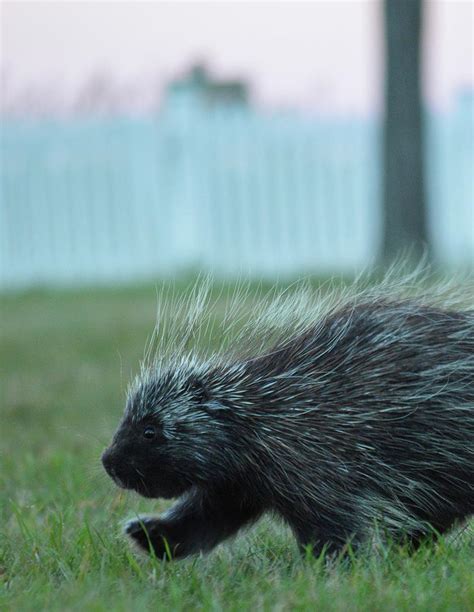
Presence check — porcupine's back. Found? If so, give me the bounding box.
[235,294,474,544]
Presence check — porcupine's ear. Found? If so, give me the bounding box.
[188,375,210,404]
[188,375,228,412]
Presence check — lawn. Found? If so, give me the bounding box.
[1,282,473,611]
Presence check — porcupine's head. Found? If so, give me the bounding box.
[102,360,234,499]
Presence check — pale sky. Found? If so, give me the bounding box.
[1,0,473,115]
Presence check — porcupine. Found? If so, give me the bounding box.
[102,272,474,560]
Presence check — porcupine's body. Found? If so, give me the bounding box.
[102,276,474,559]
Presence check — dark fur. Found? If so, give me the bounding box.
[102,297,474,560]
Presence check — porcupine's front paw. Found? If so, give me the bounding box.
[125,517,176,559]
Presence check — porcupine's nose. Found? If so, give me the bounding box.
[101,448,115,478]
[101,446,130,489]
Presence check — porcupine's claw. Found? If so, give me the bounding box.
[125,517,175,559]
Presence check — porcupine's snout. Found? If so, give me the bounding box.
[101,446,130,489]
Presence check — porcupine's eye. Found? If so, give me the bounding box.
[143,426,156,440]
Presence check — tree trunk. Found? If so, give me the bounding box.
[382,0,429,263]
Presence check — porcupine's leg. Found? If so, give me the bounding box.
[288,509,360,558]
[126,488,262,559]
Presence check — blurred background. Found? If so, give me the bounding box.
[1,5,473,597]
[1,0,472,289]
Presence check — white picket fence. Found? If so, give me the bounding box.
[0,98,472,289]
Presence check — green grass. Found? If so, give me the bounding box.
[1,284,473,611]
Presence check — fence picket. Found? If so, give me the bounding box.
[1,105,472,289]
